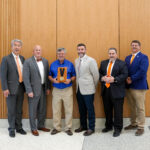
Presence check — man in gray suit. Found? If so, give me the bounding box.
[23,45,50,136]
[1,39,27,137]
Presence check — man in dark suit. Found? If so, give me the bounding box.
[1,39,27,137]
[124,40,149,136]
[23,45,50,136]
[99,48,128,137]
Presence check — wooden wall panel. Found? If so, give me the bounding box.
[0,0,20,118]
[19,0,56,118]
[57,0,119,118]
[120,0,150,117]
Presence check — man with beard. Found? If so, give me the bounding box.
[75,43,99,136]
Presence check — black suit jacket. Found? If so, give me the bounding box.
[99,59,128,99]
[1,53,25,94]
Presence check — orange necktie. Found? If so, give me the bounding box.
[16,56,23,83]
[130,54,135,64]
[106,61,113,88]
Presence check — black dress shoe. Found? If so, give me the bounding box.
[9,130,15,137]
[113,130,121,137]
[51,129,60,135]
[75,127,87,133]
[83,129,95,136]
[16,129,27,135]
[65,129,73,136]
[102,128,113,133]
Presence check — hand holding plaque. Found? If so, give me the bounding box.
[57,67,67,82]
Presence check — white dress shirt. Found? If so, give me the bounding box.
[34,57,45,84]
[12,52,23,72]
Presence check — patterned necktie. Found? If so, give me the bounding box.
[130,54,135,64]
[106,61,113,88]
[78,59,82,76]
[16,56,23,83]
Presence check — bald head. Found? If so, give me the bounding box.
[33,45,42,59]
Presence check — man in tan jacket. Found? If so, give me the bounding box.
[75,43,99,136]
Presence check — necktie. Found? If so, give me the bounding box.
[106,61,113,88]
[130,54,135,64]
[37,58,42,62]
[78,59,82,76]
[16,56,23,83]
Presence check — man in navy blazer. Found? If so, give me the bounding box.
[124,40,149,136]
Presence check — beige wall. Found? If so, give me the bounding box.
[0,0,150,118]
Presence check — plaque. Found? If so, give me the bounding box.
[57,67,67,82]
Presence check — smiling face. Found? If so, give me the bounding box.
[131,42,141,54]
[11,41,22,56]
[108,49,117,61]
[33,45,42,59]
[57,50,66,62]
[77,46,86,58]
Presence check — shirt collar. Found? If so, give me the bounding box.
[79,54,87,61]
[57,59,66,65]
[132,51,140,57]
[12,52,19,58]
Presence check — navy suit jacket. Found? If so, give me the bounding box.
[125,52,149,90]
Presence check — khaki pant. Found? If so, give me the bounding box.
[126,89,147,129]
[52,86,73,131]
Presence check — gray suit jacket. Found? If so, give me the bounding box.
[75,55,99,95]
[1,53,25,94]
[23,56,50,96]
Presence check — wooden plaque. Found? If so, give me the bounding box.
[57,67,67,82]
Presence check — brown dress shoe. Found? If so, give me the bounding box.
[38,127,50,132]
[135,129,144,136]
[51,129,60,135]
[75,127,87,133]
[32,130,39,136]
[124,125,138,130]
[65,129,73,136]
[83,129,95,136]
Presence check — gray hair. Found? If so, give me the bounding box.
[57,47,66,53]
[108,47,117,53]
[11,39,23,47]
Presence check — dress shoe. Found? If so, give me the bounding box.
[135,129,144,136]
[32,130,39,136]
[65,129,73,136]
[102,128,113,133]
[124,125,137,130]
[83,129,95,136]
[51,129,60,135]
[75,127,87,133]
[16,129,27,135]
[9,130,15,138]
[38,127,50,132]
[113,130,121,137]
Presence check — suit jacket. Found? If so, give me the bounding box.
[75,55,99,95]
[99,59,128,99]
[125,52,149,90]
[1,53,25,94]
[23,56,50,97]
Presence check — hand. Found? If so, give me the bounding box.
[3,90,10,98]
[101,76,107,82]
[28,92,34,98]
[46,89,50,95]
[108,76,115,83]
[64,79,71,84]
[126,77,132,84]
[53,78,59,84]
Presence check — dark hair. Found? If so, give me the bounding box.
[77,43,86,49]
[108,47,117,53]
[131,40,141,46]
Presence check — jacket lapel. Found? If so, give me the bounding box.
[31,56,41,79]
[9,53,18,75]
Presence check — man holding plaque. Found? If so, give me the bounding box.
[75,43,99,136]
[49,48,76,136]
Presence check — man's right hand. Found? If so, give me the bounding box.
[3,90,10,98]
[28,92,34,98]
[53,78,59,83]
